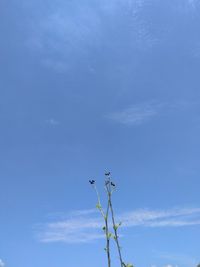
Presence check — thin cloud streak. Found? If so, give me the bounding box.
[107,102,164,126]
[37,216,103,243]
[37,207,200,243]
[107,100,198,126]
[69,209,97,216]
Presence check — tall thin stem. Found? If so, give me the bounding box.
[105,177,124,267]
[109,192,124,267]
[93,184,111,267]
[105,195,111,267]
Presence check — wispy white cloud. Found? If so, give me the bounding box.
[37,215,103,243]
[0,259,5,267]
[119,207,200,227]
[107,99,199,126]
[27,0,158,71]
[26,0,199,72]
[69,208,97,217]
[107,102,164,126]
[37,207,200,244]
[158,251,197,267]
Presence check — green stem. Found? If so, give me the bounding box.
[109,193,124,267]
[105,178,124,267]
[93,184,111,267]
[105,196,111,267]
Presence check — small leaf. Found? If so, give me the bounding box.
[107,233,113,239]
[125,263,134,267]
[113,224,118,230]
[113,222,122,230]
[96,203,101,210]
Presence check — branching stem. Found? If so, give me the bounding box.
[90,173,134,267]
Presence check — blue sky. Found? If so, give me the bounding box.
[0,0,200,266]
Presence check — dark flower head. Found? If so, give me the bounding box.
[111,182,115,187]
